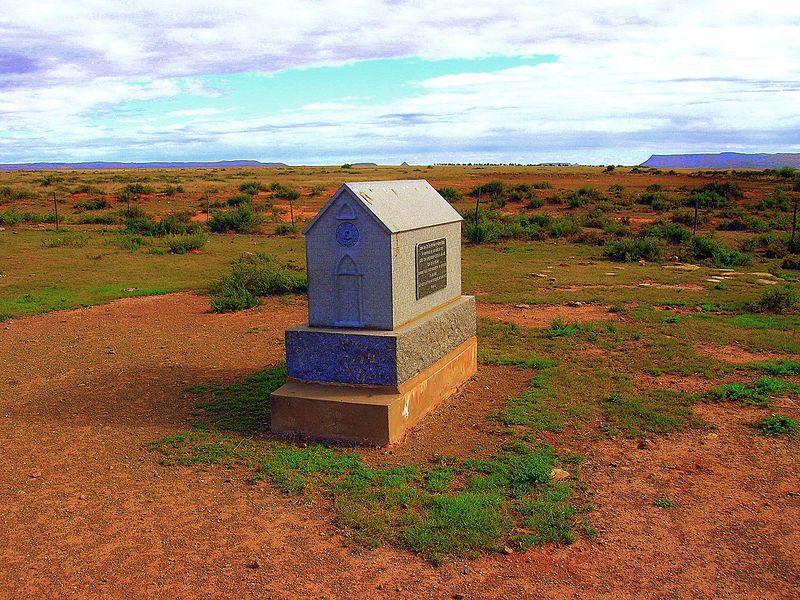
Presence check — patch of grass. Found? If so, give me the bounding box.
[748,360,800,375]
[479,353,557,369]
[496,373,563,432]
[706,377,800,406]
[187,364,287,432]
[602,391,699,437]
[754,414,799,437]
[547,319,581,337]
[148,365,583,564]
[654,498,675,508]
[40,233,89,248]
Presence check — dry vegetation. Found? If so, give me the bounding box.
[0,164,798,597]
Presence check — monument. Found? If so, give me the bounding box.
[270,180,477,445]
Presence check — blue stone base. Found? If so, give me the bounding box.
[285,295,475,387]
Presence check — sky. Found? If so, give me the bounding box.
[1,1,799,165]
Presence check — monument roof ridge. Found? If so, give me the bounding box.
[303,179,463,235]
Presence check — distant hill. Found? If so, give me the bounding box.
[350,162,378,167]
[0,160,288,171]
[641,153,800,170]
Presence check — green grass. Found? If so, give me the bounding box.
[753,414,799,437]
[148,365,584,564]
[0,229,304,318]
[654,498,675,508]
[706,377,800,406]
[602,391,700,437]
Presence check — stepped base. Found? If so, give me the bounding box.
[270,337,477,445]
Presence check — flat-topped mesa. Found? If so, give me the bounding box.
[271,179,477,445]
[303,180,463,331]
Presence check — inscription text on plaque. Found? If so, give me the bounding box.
[415,238,447,300]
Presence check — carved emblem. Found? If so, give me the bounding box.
[336,222,359,247]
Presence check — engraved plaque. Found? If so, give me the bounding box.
[416,238,447,299]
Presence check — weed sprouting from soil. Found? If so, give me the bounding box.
[706,377,800,406]
[753,414,799,437]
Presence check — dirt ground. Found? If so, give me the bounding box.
[1,294,798,599]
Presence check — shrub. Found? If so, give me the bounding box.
[685,190,731,210]
[781,255,800,270]
[161,185,184,196]
[749,285,798,314]
[0,186,36,202]
[465,219,499,244]
[208,205,261,234]
[270,182,301,201]
[603,237,665,262]
[0,210,56,226]
[751,233,789,259]
[210,253,307,312]
[165,232,208,254]
[532,181,553,189]
[548,216,581,238]
[437,186,461,203]
[687,236,750,268]
[239,181,265,195]
[642,222,691,244]
[70,184,101,195]
[470,180,506,198]
[275,223,298,235]
[116,183,154,202]
[73,198,109,211]
[226,193,253,207]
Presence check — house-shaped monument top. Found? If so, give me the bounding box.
[303,180,463,331]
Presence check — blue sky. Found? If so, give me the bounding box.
[1,1,799,165]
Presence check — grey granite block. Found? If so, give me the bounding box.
[286,296,475,386]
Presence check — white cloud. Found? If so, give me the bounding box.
[1,1,799,163]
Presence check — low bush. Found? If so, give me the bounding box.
[642,222,691,244]
[165,232,208,254]
[437,186,461,203]
[686,236,750,268]
[749,285,798,314]
[548,216,581,238]
[73,198,109,211]
[210,252,307,312]
[239,181,266,195]
[470,180,505,198]
[781,255,800,270]
[270,182,301,201]
[0,210,56,226]
[226,193,253,207]
[603,237,665,262]
[275,223,298,235]
[0,186,36,202]
[208,205,261,234]
[70,184,102,195]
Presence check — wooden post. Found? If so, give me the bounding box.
[53,192,59,231]
[474,191,481,226]
[693,194,699,236]
[289,200,295,229]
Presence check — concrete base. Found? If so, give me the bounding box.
[270,336,477,445]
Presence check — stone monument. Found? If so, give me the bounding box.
[270,180,477,445]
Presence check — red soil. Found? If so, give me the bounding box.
[0,294,797,598]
